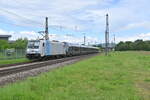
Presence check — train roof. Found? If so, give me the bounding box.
[68,43,99,49]
[28,40,99,49]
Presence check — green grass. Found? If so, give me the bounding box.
[0,51,150,100]
[0,58,30,66]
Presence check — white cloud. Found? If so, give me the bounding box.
[0,29,40,40]
[0,28,99,44]
[116,32,150,42]
[0,29,11,35]
[0,0,150,43]
[116,22,150,32]
[48,33,99,44]
[0,0,113,30]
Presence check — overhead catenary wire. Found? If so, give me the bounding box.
[0,8,43,26]
[0,8,101,44]
[0,8,64,30]
[0,8,98,32]
[0,8,83,31]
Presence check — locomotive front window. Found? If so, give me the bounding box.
[28,41,40,49]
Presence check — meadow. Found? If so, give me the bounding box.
[0,58,29,66]
[0,51,150,100]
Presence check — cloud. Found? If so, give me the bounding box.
[0,29,40,40]
[48,33,99,44]
[0,0,114,31]
[0,29,11,35]
[0,0,150,43]
[116,32,150,42]
[0,28,99,44]
[116,21,150,32]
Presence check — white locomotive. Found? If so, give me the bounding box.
[26,39,99,59]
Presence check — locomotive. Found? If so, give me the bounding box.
[26,39,99,59]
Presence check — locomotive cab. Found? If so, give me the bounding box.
[26,40,44,59]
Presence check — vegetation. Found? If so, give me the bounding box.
[115,39,150,51]
[0,58,29,66]
[0,52,149,100]
[0,38,28,50]
[0,38,28,60]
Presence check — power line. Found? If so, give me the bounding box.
[0,8,93,36]
[0,20,39,28]
[0,8,80,31]
[0,8,43,26]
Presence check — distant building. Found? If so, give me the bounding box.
[0,35,11,41]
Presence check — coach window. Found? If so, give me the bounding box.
[43,43,45,47]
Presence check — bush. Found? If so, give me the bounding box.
[115,39,150,51]
[0,38,28,50]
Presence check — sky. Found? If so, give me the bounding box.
[0,0,150,44]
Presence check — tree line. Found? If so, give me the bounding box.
[0,38,28,50]
[115,40,150,51]
[2,38,150,51]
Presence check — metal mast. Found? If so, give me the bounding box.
[45,17,49,40]
[83,33,86,45]
[113,34,116,51]
[113,34,115,44]
[105,14,109,56]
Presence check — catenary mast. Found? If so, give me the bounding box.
[45,17,49,40]
[105,14,109,56]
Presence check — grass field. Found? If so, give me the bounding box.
[0,51,150,100]
[0,58,30,66]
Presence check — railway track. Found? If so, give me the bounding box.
[0,54,98,77]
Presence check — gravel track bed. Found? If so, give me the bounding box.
[0,54,96,87]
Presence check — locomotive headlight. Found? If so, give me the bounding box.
[26,49,30,53]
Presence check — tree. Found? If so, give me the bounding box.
[115,39,150,51]
[0,38,28,50]
[12,38,28,49]
[0,40,10,50]
[115,41,128,51]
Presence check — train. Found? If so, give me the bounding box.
[26,39,99,59]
